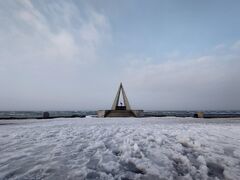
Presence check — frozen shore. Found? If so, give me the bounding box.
[0,117,240,179]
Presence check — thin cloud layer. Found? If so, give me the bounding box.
[0,0,111,110]
[0,0,240,110]
[0,0,110,65]
[124,43,240,110]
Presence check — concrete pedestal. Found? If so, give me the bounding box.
[97,110,144,118]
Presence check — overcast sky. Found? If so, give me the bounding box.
[1,0,240,111]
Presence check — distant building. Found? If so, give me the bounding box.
[97,83,144,117]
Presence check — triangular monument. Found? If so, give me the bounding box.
[111,82,131,110]
[97,83,144,117]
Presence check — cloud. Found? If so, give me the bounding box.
[0,1,239,111]
[0,0,110,66]
[232,40,240,50]
[124,42,240,110]
[0,0,112,110]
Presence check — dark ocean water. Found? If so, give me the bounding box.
[1,111,240,119]
[0,111,95,119]
[144,110,240,118]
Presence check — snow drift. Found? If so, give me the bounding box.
[0,117,240,179]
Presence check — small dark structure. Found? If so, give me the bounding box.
[43,111,50,119]
[194,112,204,118]
[97,83,144,117]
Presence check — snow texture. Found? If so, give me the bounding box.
[0,117,240,180]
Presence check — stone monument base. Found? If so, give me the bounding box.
[97,110,144,118]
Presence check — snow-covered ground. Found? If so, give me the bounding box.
[0,117,240,180]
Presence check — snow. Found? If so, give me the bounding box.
[0,117,240,180]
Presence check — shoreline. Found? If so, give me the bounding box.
[2,115,240,120]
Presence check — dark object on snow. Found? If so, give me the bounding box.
[43,112,50,119]
[193,112,204,118]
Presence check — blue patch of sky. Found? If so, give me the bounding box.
[88,0,240,61]
[31,0,240,63]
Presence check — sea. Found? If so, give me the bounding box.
[1,110,240,119]
[0,111,94,119]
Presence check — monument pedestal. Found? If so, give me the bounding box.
[97,110,144,118]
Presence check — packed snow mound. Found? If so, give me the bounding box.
[0,117,240,180]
